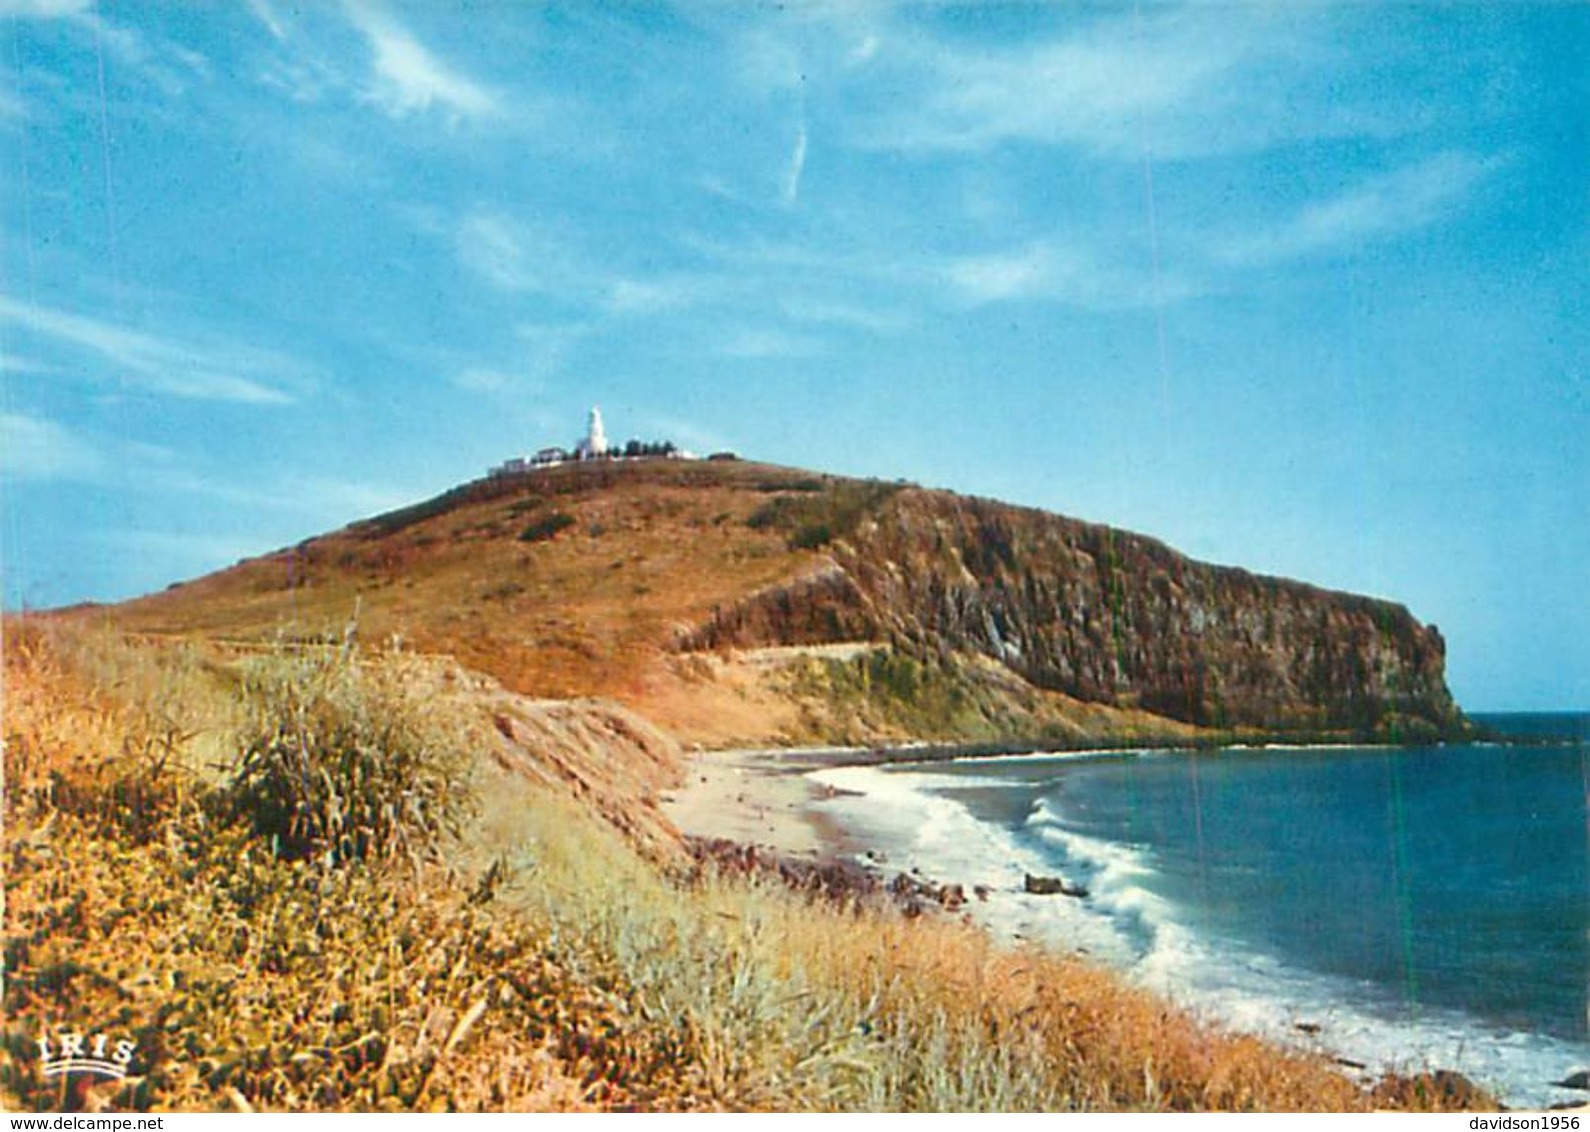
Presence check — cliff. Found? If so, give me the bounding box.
[683,485,1460,739]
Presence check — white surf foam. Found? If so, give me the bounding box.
[1020,795,1590,1109]
[809,763,1590,1110]
[810,764,1138,964]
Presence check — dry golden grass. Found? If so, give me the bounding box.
[2,623,1496,1112]
[499,790,1376,1112]
[107,461,832,706]
[2,623,692,1112]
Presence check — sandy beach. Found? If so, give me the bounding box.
[660,742,1109,869]
[660,746,867,857]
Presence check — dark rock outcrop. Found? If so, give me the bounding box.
[683,837,971,916]
[1024,873,1089,898]
[682,564,875,649]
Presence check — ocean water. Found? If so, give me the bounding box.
[808,713,1590,1109]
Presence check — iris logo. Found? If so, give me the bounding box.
[36,1031,137,1081]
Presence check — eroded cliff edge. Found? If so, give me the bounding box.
[684,485,1461,741]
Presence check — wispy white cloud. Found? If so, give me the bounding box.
[716,326,824,360]
[0,295,300,404]
[780,296,907,335]
[842,6,1407,161]
[447,320,589,398]
[676,229,913,292]
[942,240,1199,310]
[454,211,590,294]
[699,175,755,208]
[0,352,62,377]
[782,121,809,206]
[729,20,807,97]
[678,214,1187,319]
[257,54,340,105]
[604,274,729,316]
[606,278,684,314]
[1218,152,1496,266]
[453,211,744,320]
[450,364,547,398]
[0,412,103,481]
[7,421,411,528]
[70,10,212,98]
[0,3,212,115]
[451,202,779,316]
[945,245,1052,305]
[513,321,588,383]
[130,466,277,511]
[455,212,533,289]
[703,0,889,96]
[897,15,1234,154]
[245,0,286,41]
[0,0,92,19]
[342,0,498,121]
[0,6,209,115]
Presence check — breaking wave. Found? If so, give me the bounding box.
[809,761,1589,1109]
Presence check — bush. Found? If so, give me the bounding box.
[519,512,577,543]
[743,480,902,549]
[745,501,779,530]
[229,640,470,864]
[789,522,833,550]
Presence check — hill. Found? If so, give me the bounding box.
[105,457,1461,747]
[6,460,1491,1113]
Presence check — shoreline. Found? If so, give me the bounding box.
[679,719,1558,773]
[658,734,1560,865]
[663,742,1590,1113]
[659,740,1126,857]
[661,745,868,859]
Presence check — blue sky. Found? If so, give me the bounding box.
[0,2,1584,709]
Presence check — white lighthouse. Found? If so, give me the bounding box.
[575,405,609,460]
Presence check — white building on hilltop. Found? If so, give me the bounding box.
[574,405,609,460]
[489,406,706,478]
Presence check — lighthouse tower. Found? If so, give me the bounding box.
[576,405,609,460]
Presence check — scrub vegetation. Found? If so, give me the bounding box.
[2,622,1492,1112]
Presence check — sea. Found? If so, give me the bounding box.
[806,712,1589,1109]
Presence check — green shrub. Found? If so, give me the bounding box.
[519,512,577,542]
[229,641,470,864]
[745,501,779,530]
[744,480,902,549]
[789,522,834,550]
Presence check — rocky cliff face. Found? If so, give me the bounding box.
[686,487,1460,738]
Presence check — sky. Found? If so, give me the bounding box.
[0,2,1584,710]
